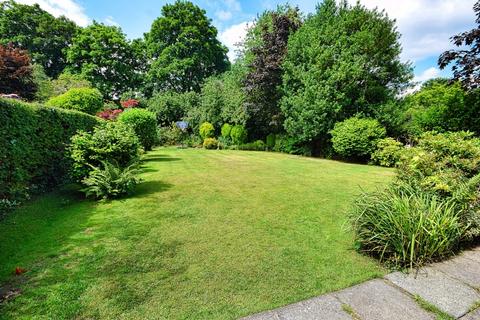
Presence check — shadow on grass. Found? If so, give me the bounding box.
[134,180,173,198]
[143,155,181,163]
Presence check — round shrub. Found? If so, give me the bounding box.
[371,138,404,167]
[199,122,215,139]
[118,108,157,151]
[221,123,232,138]
[47,88,103,115]
[230,125,247,145]
[203,138,218,149]
[69,121,142,181]
[266,133,276,150]
[330,117,386,159]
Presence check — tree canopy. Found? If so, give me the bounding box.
[0,44,36,99]
[145,0,230,94]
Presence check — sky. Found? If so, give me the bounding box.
[5,0,478,82]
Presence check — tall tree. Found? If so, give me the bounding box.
[0,0,78,78]
[145,1,229,95]
[439,1,480,90]
[281,0,412,153]
[0,44,36,99]
[66,22,140,99]
[243,6,301,139]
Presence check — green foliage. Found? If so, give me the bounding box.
[66,22,141,99]
[32,64,53,102]
[69,121,142,182]
[371,138,404,167]
[350,182,463,269]
[281,0,411,151]
[199,122,215,139]
[118,108,158,151]
[81,161,140,200]
[266,133,276,150]
[46,88,103,115]
[203,137,219,149]
[221,124,232,138]
[0,98,100,210]
[157,123,189,146]
[238,140,266,151]
[330,117,386,160]
[147,91,199,126]
[230,125,248,145]
[0,0,78,77]
[51,72,91,97]
[145,0,229,94]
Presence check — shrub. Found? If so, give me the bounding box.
[230,125,247,145]
[350,183,463,268]
[118,108,157,151]
[69,121,142,182]
[266,133,276,150]
[199,122,215,139]
[238,140,266,151]
[0,98,100,211]
[221,123,232,138]
[81,161,140,200]
[157,123,188,146]
[371,138,404,167]
[47,88,103,115]
[148,91,199,126]
[330,117,386,160]
[203,138,218,149]
[96,108,123,121]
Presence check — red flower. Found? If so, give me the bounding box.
[15,267,26,275]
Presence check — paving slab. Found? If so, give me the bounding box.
[240,310,280,320]
[462,250,480,263]
[461,308,480,320]
[386,267,480,318]
[434,255,480,288]
[335,279,434,320]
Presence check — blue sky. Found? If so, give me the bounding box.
[6,0,478,82]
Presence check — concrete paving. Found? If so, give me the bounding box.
[241,247,480,320]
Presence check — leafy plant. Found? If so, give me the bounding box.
[81,161,140,200]
[118,108,158,151]
[203,137,218,150]
[371,138,404,167]
[266,133,276,150]
[230,125,247,145]
[330,117,386,160]
[157,123,188,146]
[238,140,266,151]
[47,87,103,115]
[199,122,215,139]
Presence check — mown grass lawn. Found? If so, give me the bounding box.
[0,148,393,319]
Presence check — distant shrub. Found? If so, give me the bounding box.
[47,88,103,115]
[238,140,266,151]
[230,125,247,145]
[148,91,199,126]
[118,108,157,151]
[266,133,276,150]
[0,98,100,212]
[272,134,310,155]
[121,98,140,109]
[221,123,232,138]
[81,161,140,200]
[371,138,404,167]
[199,122,215,139]
[330,117,386,160]
[97,108,123,121]
[203,137,219,149]
[157,123,189,146]
[350,182,463,268]
[69,121,142,181]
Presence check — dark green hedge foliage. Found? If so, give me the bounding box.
[0,98,101,208]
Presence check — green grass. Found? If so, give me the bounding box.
[414,295,454,320]
[0,148,393,319]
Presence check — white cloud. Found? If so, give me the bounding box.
[104,15,119,27]
[347,0,476,63]
[216,10,233,21]
[218,21,251,61]
[1,0,90,26]
[414,67,441,82]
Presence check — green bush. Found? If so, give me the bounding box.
[371,138,404,167]
[238,140,266,151]
[0,98,100,210]
[266,133,276,150]
[157,123,188,146]
[199,122,215,139]
[330,117,386,160]
[118,108,157,151]
[230,125,247,145]
[46,88,103,115]
[69,121,142,182]
[148,91,199,126]
[81,161,140,200]
[221,123,232,138]
[350,182,463,268]
[203,138,219,149]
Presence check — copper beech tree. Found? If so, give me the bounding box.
[0,44,36,99]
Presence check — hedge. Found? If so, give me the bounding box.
[0,98,101,208]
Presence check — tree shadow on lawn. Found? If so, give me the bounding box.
[134,180,173,199]
[142,154,181,163]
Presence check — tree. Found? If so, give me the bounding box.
[66,22,140,99]
[439,1,480,90]
[0,0,78,78]
[243,6,302,139]
[281,0,412,153]
[145,1,229,94]
[0,44,36,99]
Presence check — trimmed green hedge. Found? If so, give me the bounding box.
[0,98,101,208]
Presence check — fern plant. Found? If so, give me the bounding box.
[81,161,140,200]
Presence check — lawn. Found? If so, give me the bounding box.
[0,148,393,319]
